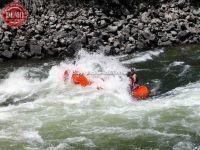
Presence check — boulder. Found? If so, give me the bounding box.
[103,45,112,55]
[53,31,68,40]
[138,23,144,30]
[36,24,44,32]
[1,50,14,59]
[30,44,42,55]
[177,0,186,7]
[17,41,27,47]
[136,41,145,49]
[67,39,82,57]
[193,9,200,16]
[177,30,189,40]
[142,28,156,41]
[4,31,12,37]
[1,36,10,43]
[158,40,172,46]
[125,44,135,54]
[151,18,162,24]
[141,12,150,23]
[107,25,118,33]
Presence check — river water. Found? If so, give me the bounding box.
[0,45,200,150]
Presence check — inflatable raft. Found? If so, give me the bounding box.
[132,85,150,100]
[64,70,150,99]
[64,70,93,87]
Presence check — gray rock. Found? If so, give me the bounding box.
[131,28,138,37]
[104,45,112,55]
[141,12,150,23]
[130,19,139,25]
[95,10,105,16]
[120,46,125,52]
[129,37,135,42]
[113,20,125,28]
[19,47,25,52]
[56,24,61,29]
[101,32,110,40]
[136,41,145,49]
[151,18,162,24]
[4,31,12,37]
[1,36,10,43]
[158,40,172,46]
[0,33,3,40]
[177,0,186,7]
[47,49,56,56]
[169,36,178,42]
[1,50,13,59]
[157,32,165,37]
[36,24,44,32]
[164,23,175,31]
[67,39,82,57]
[121,25,130,34]
[77,16,87,20]
[30,45,42,55]
[187,27,198,34]
[100,20,107,27]
[186,15,196,23]
[17,41,26,47]
[63,25,73,31]
[29,39,37,45]
[108,26,118,33]
[142,28,156,41]
[177,31,189,40]
[114,48,120,54]
[125,44,135,54]
[2,24,8,30]
[193,9,200,16]
[59,38,65,45]
[53,31,67,40]
[49,16,56,22]
[138,23,144,30]
[127,15,133,20]
[17,52,27,59]
[171,31,177,36]
[160,36,169,42]
[113,40,120,47]
[24,52,33,58]
[2,44,9,50]
[19,36,25,40]
[108,37,115,43]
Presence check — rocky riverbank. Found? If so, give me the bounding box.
[0,0,200,61]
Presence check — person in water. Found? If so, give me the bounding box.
[127,68,139,90]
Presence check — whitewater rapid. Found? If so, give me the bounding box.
[0,48,200,150]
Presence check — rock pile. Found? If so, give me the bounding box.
[0,1,200,61]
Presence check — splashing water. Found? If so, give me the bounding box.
[0,46,200,150]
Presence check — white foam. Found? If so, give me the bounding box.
[173,141,199,150]
[122,49,164,64]
[169,61,185,67]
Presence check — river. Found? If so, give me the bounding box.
[0,45,200,150]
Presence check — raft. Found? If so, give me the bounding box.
[132,85,150,100]
[72,71,92,87]
[63,70,92,87]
